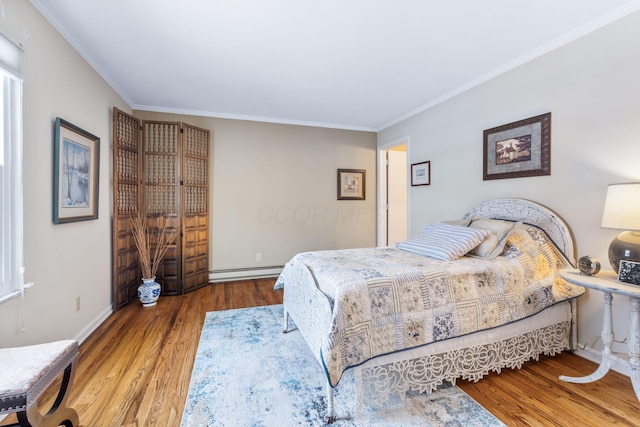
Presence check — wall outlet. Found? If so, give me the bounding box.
[256,253,262,262]
[75,296,81,312]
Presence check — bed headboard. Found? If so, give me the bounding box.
[463,198,575,262]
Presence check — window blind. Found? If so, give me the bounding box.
[0,31,23,302]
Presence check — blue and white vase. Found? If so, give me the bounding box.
[138,277,161,307]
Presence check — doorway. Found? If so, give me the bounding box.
[377,139,408,247]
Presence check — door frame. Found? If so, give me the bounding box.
[377,136,410,247]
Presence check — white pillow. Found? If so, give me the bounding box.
[397,222,488,261]
[442,217,472,227]
[468,219,520,259]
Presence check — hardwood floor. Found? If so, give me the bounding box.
[5,278,640,426]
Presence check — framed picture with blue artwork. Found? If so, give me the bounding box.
[53,117,100,224]
[411,161,431,186]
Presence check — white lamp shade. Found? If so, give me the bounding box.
[601,182,640,231]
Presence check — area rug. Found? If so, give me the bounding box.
[181,305,505,427]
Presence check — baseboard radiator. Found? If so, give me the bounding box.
[209,265,284,282]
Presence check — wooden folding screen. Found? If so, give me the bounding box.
[112,108,210,309]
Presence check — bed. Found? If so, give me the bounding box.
[274,198,584,422]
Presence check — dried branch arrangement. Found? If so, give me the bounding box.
[130,213,178,280]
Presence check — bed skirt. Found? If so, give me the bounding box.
[353,299,574,407]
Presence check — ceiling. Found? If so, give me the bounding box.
[30,0,640,131]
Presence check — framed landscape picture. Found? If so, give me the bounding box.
[411,161,431,186]
[53,117,100,224]
[483,113,551,180]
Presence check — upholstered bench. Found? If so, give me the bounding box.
[0,340,79,427]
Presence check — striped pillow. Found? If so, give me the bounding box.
[397,222,488,261]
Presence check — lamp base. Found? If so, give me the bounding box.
[608,231,640,273]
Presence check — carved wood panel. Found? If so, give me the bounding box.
[182,124,210,293]
[143,121,181,295]
[112,108,142,309]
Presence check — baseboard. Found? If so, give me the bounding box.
[73,268,282,347]
[74,305,113,345]
[209,265,283,282]
[574,344,631,376]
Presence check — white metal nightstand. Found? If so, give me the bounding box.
[558,268,640,400]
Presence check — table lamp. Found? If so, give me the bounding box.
[601,182,640,272]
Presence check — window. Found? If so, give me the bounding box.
[0,33,23,303]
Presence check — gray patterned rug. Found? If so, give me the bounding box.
[181,305,505,427]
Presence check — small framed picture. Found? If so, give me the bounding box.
[618,260,640,286]
[53,118,100,224]
[337,169,365,200]
[411,161,431,186]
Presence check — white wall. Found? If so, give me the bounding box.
[133,111,378,272]
[378,11,640,359]
[0,0,130,347]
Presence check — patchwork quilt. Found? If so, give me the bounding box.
[275,224,584,386]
